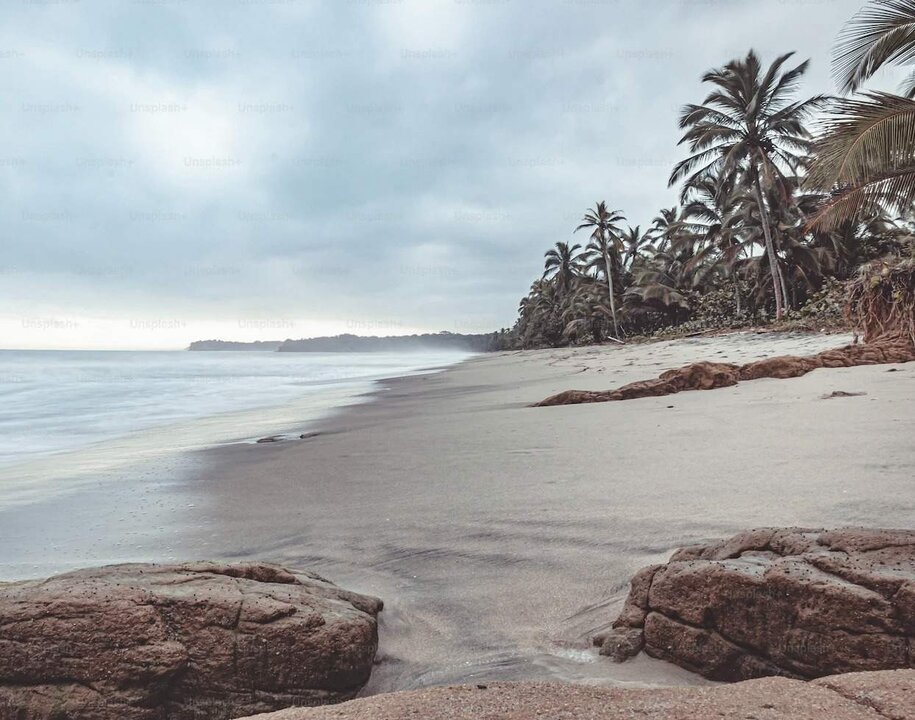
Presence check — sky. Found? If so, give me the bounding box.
[0,0,882,349]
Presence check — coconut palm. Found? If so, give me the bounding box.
[561,282,615,344]
[620,225,651,271]
[670,50,827,318]
[648,207,682,252]
[679,175,748,309]
[542,241,584,295]
[575,202,626,338]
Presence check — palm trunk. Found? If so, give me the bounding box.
[752,167,784,320]
[776,259,790,313]
[603,248,619,338]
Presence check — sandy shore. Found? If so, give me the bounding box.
[174,331,914,693]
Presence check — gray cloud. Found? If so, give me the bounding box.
[0,0,872,347]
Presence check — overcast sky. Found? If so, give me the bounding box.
[0,0,877,349]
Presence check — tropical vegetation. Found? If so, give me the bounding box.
[507,0,915,349]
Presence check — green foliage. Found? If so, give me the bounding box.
[507,11,915,349]
[782,278,849,332]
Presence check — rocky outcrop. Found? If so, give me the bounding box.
[535,337,915,406]
[598,528,915,681]
[236,670,915,719]
[0,562,383,720]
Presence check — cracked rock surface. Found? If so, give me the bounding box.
[235,670,915,720]
[0,562,383,720]
[603,527,915,681]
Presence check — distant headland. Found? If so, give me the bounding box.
[188,331,505,353]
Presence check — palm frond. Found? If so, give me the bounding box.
[806,165,915,230]
[806,92,915,189]
[833,0,915,94]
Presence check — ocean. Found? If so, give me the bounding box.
[0,348,472,511]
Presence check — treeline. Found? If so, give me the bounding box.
[188,340,283,351]
[506,1,915,350]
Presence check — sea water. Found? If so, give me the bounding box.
[0,349,472,509]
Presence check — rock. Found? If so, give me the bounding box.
[597,627,643,662]
[0,562,383,720]
[604,528,915,681]
[233,670,915,719]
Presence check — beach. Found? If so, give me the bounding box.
[2,332,913,694]
[179,331,913,693]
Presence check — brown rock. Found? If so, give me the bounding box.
[234,670,915,720]
[606,528,915,681]
[0,562,383,720]
[597,627,644,662]
[610,563,661,629]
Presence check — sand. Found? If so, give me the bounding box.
[176,331,914,693]
[244,671,915,720]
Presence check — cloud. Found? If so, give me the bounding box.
[0,0,876,348]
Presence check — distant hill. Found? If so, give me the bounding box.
[277,332,502,352]
[188,340,284,351]
[189,332,505,353]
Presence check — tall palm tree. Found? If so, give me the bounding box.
[542,241,583,295]
[670,50,827,318]
[807,1,915,229]
[575,202,626,338]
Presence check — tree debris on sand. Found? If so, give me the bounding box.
[535,259,915,407]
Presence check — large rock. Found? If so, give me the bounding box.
[235,670,915,719]
[0,562,383,719]
[601,527,915,681]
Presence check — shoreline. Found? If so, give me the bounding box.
[2,331,912,693]
[184,330,914,694]
[0,352,473,581]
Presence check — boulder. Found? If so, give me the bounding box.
[604,528,915,681]
[233,670,915,720]
[0,562,383,720]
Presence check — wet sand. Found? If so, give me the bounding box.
[182,331,914,693]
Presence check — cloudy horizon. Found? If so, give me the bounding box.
[0,0,889,349]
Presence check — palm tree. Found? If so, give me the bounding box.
[680,175,748,310]
[620,225,651,271]
[562,282,615,344]
[807,1,915,229]
[575,202,626,338]
[670,50,827,318]
[648,207,681,252]
[542,241,583,295]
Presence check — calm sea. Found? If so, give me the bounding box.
[0,348,472,509]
